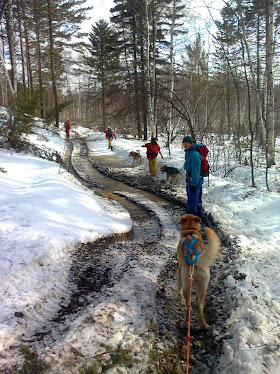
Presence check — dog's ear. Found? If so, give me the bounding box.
[194,216,202,223]
[179,216,187,224]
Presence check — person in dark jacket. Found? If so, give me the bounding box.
[142,137,164,176]
[183,135,204,218]
[105,127,116,150]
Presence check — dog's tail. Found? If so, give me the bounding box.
[196,227,220,267]
[136,149,141,154]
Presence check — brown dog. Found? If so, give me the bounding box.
[129,150,142,165]
[160,165,182,185]
[177,214,221,329]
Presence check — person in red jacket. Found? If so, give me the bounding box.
[64,120,71,138]
[142,137,164,176]
[105,127,116,150]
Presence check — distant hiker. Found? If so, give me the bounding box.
[64,120,71,138]
[105,127,116,150]
[142,137,164,176]
[183,135,208,218]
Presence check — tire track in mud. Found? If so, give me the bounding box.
[49,214,161,326]
[34,207,184,373]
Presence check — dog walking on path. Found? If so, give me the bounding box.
[129,150,142,165]
[177,214,221,329]
[160,165,182,185]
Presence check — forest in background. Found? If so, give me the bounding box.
[0,0,280,172]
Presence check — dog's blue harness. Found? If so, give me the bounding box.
[167,166,178,173]
[182,236,202,265]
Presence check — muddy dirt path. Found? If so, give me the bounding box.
[71,140,174,221]
[34,139,233,374]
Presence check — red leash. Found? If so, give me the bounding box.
[186,265,194,374]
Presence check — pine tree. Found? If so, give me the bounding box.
[183,33,208,131]
[110,0,172,139]
[87,19,121,131]
[45,0,91,127]
[5,0,91,127]
[110,0,146,137]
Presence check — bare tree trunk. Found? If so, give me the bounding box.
[0,1,12,96]
[166,5,175,155]
[240,29,255,188]
[226,67,230,136]
[6,0,17,93]
[144,0,153,138]
[35,30,44,118]
[47,0,59,127]
[151,10,157,137]
[237,2,266,146]
[132,14,141,137]
[21,0,33,91]
[0,49,14,95]
[34,3,44,118]
[140,42,148,140]
[265,0,275,167]
[255,5,261,143]
[226,50,242,162]
[101,78,106,131]
[16,0,26,87]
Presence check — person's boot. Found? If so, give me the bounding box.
[111,146,113,151]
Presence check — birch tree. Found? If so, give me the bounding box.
[47,0,59,127]
[265,0,275,168]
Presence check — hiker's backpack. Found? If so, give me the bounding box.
[107,129,112,138]
[189,145,210,177]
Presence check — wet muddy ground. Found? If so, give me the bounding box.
[46,139,236,373]
[10,138,238,374]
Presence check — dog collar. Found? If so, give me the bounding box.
[182,235,202,265]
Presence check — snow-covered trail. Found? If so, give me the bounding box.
[32,139,230,374]
[3,124,279,373]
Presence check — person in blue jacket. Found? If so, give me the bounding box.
[182,135,203,218]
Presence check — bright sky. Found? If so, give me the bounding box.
[81,0,222,57]
[82,0,114,32]
[82,0,222,32]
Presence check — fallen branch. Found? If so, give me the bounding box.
[94,348,132,357]
[70,346,132,359]
[0,132,30,145]
[1,257,12,268]
[224,165,242,178]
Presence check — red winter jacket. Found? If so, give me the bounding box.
[143,142,161,158]
[64,120,71,133]
[105,129,116,139]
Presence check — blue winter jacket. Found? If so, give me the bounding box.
[184,143,203,186]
